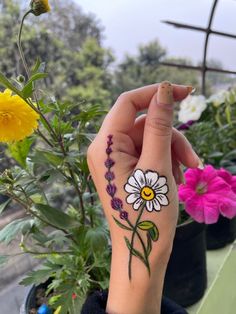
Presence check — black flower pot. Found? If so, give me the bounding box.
[20,279,52,314]
[163,220,207,307]
[206,215,236,250]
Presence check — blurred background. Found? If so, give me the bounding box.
[0,0,236,312]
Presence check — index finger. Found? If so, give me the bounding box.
[101,83,192,134]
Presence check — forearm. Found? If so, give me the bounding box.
[106,245,172,314]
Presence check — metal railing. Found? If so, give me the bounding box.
[161,0,236,95]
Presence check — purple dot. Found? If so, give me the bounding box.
[111,197,123,210]
[120,211,128,220]
[106,184,117,197]
[107,139,113,146]
[107,134,113,140]
[106,147,112,155]
[105,171,115,181]
[105,158,115,168]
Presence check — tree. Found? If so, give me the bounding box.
[0,0,114,108]
[112,40,199,100]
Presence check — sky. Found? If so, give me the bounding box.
[74,0,236,71]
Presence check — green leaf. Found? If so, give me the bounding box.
[0,72,22,97]
[85,226,108,252]
[124,236,146,265]
[8,137,34,168]
[225,105,232,125]
[31,58,41,75]
[137,220,155,231]
[208,152,224,159]
[20,268,55,286]
[225,165,236,175]
[0,199,10,215]
[35,204,78,230]
[0,218,33,244]
[22,73,48,98]
[112,216,132,231]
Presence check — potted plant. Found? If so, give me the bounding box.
[163,164,236,307]
[177,90,236,249]
[0,1,111,313]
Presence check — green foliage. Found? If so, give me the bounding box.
[112,40,199,101]
[184,88,236,171]
[0,3,112,312]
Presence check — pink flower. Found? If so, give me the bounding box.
[178,165,236,224]
[217,168,236,194]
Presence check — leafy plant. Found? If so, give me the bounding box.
[0,1,110,313]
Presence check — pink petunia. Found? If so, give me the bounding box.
[217,168,236,194]
[178,165,236,224]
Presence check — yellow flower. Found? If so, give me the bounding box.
[0,89,39,143]
[30,0,50,16]
[54,306,62,314]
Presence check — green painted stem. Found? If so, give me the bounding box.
[128,203,147,280]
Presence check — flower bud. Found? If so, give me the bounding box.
[17,75,25,83]
[30,0,50,16]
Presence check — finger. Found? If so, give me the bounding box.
[172,129,200,168]
[140,81,175,168]
[129,115,200,168]
[101,83,192,134]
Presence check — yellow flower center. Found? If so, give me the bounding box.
[0,112,12,124]
[141,186,155,201]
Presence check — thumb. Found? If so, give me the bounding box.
[140,81,174,168]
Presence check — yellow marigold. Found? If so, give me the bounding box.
[30,0,50,16]
[54,306,62,314]
[0,89,39,143]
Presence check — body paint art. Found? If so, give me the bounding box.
[104,135,169,280]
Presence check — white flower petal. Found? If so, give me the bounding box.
[155,184,168,195]
[126,193,139,204]
[156,194,169,206]
[146,201,154,212]
[154,177,167,189]
[128,175,140,189]
[152,199,161,211]
[124,183,139,194]
[145,171,158,187]
[133,198,143,210]
[133,169,146,188]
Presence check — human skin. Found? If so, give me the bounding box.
[87,82,201,314]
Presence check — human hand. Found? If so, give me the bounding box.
[87,82,200,314]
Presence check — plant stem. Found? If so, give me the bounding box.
[128,203,147,280]
[17,10,33,79]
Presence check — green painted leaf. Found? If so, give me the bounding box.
[148,225,159,242]
[35,204,78,230]
[137,220,155,231]
[146,233,152,256]
[0,199,10,215]
[113,216,132,231]
[124,236,146,265]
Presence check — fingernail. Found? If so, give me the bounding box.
[179,169,186,184]
[197,159,204,170]
[186,86,196,95]
[157,81,174,105]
